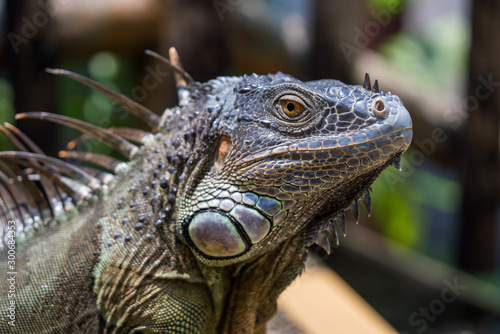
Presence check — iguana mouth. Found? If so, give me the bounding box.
[237,127,412,167]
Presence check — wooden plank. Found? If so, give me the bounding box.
[277,265,397,334]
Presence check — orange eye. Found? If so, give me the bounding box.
[280,100,304,118]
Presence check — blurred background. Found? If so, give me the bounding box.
[0,0,499,333]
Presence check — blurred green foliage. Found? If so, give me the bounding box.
[0,79,15,151]
[368,0,405,11]
[379,15,469,93]
[56,51,137,159]
[372,154,462,263]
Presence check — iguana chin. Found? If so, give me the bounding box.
[0,48,412,333]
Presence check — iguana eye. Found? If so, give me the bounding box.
[278,96,306,118]
[270,89,321,132]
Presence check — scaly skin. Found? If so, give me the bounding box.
[0,68,412,333]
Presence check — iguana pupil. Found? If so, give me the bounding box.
[280,98,304,118]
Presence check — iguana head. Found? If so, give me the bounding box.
[176,72,412,266]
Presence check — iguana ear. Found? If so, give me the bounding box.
[145,48,194,107]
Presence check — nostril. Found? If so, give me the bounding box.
[372,98,389,118]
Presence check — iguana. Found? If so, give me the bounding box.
[0,48,412,333]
